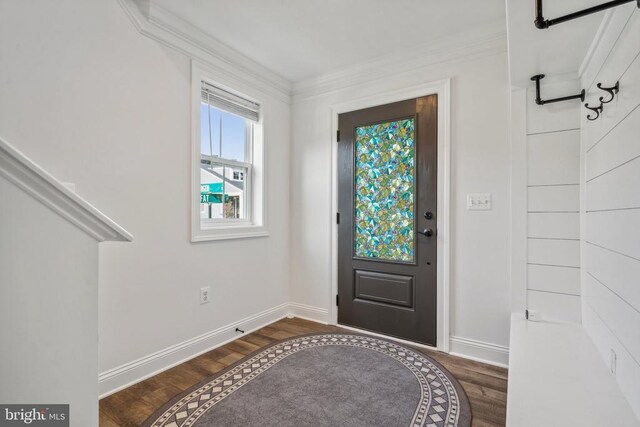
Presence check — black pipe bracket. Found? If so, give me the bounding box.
[535,0,640,30]
[531,74,585,106]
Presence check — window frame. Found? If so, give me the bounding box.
[191,61,268,242]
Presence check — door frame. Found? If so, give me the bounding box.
[329,79,451,353]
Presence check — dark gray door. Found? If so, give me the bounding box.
[337,96,437,345]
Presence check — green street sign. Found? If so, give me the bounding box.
[200,183,230,204]
[200,183,223,193]
[200,194,222,203]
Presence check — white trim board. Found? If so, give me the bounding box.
[99,303,509,398]
[99,303,290,398]
[292,31,506,102]
[337,325,509,368]
[99,303,325,398]
[289,303,330,324]
[329,79,452,353]
[117,0,506,106]
[0,136,132,243]
[117,0,291,104]
[449,336,510,368]
[510,88,528,315]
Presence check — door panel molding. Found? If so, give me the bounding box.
[354,270,415,308]
[330,79,451,352]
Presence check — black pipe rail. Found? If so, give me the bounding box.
[530,74,585,105]
[535,0,639,29]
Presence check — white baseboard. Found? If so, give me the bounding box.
[449,336,509,368]
[288,302,330,324]
[99,302,508,399]
[98,303,290,398]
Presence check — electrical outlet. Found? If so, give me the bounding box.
[467,193,492,210]
[526,309,541,321]
[610,349,617,374]
[200,286,211,305]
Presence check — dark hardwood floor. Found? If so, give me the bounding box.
[100,317,508,426]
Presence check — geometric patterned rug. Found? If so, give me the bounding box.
[142,333,471,427]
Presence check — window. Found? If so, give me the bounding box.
[191,63,267,241]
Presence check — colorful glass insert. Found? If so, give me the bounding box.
[354,118,415,262]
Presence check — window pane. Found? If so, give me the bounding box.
[200,163,247,222]
[223,165,247,219]
[221,111,247,162]
[354,118,415,262]
[200,103,220,158]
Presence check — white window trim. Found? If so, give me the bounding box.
[191,61,269,242]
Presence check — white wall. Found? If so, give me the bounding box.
[581,6,640,419]
[0,0,291,396]
[290,49,512,364]
[0,177,99,426]
[525,82,582,323]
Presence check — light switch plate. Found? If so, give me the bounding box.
[467,193,491,210]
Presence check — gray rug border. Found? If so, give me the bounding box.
[141,331,472,427]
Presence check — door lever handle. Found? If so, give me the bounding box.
[418,228,434,237]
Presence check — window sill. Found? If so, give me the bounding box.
[191,224,269,242]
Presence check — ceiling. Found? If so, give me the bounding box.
[507,0,607,88]
[152,0,506,82]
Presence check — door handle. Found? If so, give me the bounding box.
[418,228,434,237]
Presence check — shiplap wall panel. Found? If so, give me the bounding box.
[528,130,580,185]
[585,243,640,311]
[527,290,582,323]
[582,7,640,420]
[584,16,640,151]
[584,274,640,364]
[586,209,640,260]
[526,94,581,322]
[528,213,580,239]
[583,303,640,415]
[581,3,637,88]
[586,104,640,181]
[527,264,581,295]
[587,157,640,212]
[526,87,581,135]
[528,185,580,212]
[528,239,580,268]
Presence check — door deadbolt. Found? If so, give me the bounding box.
[424,211,433,220]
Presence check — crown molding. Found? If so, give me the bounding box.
[117,0,292,104]
[118,1,507,104]
[0,136,133,242]
[292,28,507,102]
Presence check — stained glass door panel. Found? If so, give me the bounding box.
[354,118,415,263]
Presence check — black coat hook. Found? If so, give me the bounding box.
[597,81,620,104]
[585,103,603,121]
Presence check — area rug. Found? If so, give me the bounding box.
[142,333,471,427]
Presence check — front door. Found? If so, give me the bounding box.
[337,95,437,346]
